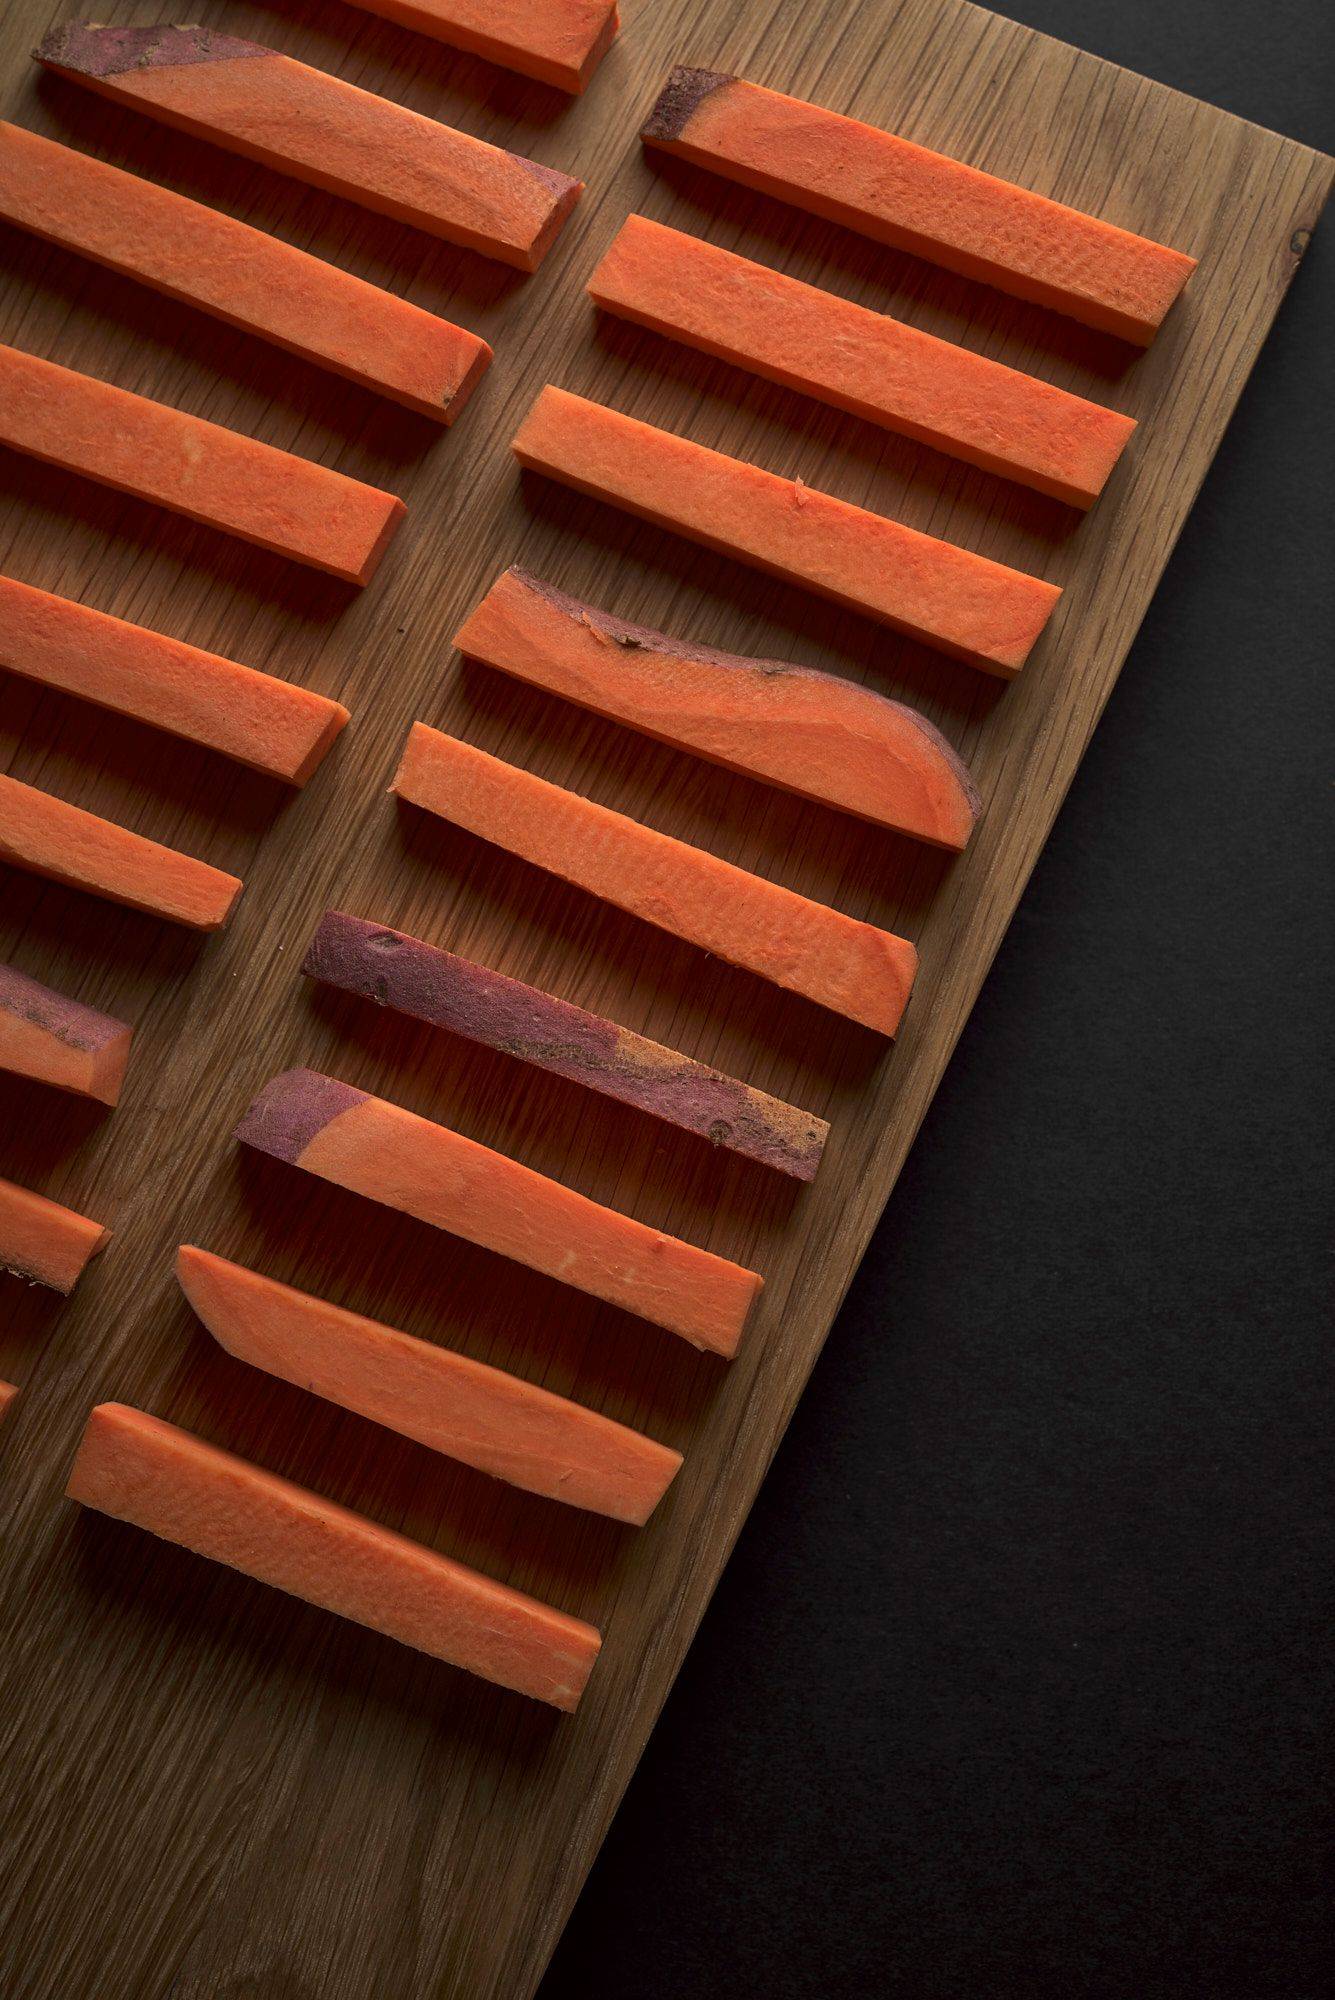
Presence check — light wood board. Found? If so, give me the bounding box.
[0,1,1329,1994]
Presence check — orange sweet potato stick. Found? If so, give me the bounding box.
[0,576,347,785]
[236,1068,762,1357]
[36,23,583,273]
[454,566,981,848]
[511,388,1058,675]
[176,1246,681,1524]
[642,69,1196,345]
[0,343,404,585]
[0,123,491,425]
[392,722,919,1035]
[588,215,1137,509]
[0,1176,109,1293]
[0,963,133,1105]
[347,0,619,94]
[0,773,242,931]
[66,1403,602,1707]
[304,910,829,1181]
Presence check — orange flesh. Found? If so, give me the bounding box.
[642,70,1196,344]
[511,387,1059,675]
[0,342,405,584]
[0,772,242,931]
[0,123,492,424]
[176,1246,681,1524]
[0,575,347,784]
[0,1382,15,1418]
[239,1071,762,1356]
[454,566,981,848]
[348,0,619,92]
[394,722,919,1036]
[588,215,1136,508]
[66,1403,602,1708]
[0,1176,109,1293]
[0,964,132,1105]
[38,35,582,272]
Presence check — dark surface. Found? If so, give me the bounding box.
[542,5,1334,1997]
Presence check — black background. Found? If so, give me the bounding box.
[541,5,1333,1996]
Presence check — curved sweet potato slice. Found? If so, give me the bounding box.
[454,566,980,848]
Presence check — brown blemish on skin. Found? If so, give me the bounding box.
[640,66,733,145]
[34,22,269,80]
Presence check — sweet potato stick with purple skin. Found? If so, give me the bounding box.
[35,23,583,272]
[0,964,133,1105]
[236,1069,763,1356]
[303,911,829,1181]
[454,566,981,848]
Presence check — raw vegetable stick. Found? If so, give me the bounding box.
[0,1382,16,1419]
[67,1403,602,1709]
[0,1176,109,1293]
[36,23,583,273]
[236,1069,762,1357]
[0,575,347,785]
[348,0,619,94]
[588,215,1136,508]
[177,1246,681,1525]
[454,566,980,847]
[0,344,404,585]
[0,774,242,931]
[511,388,1059,675]
[642,68,1196,345]
[303,910,829,1181]
[393,722,919,1037]
[0,123,491,425]
[0,963,133,1105]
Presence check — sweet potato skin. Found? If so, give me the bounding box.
[304,910,829,1180]
[455,565,980,848]
[0,962,132,1104]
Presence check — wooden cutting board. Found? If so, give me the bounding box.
[0,0,1328,1993]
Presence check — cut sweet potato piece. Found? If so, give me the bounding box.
[347,1,618,93]
[0,962,132,1105]
[67,1403,601,1707]
[0,575,347,785]
[511,388,1059,675]
[0,1381,16,1419]
[588,215,1136,508]
[393,723,918,1037]
[303,910,829,1181]
[0,123,491,424]
[236,1068,762,1356]
[0,343,404,585]
[642,69,1196,345]
[0,773,242,931]
[0,1176,109,1292]
[454,565,980,847]
[36,23,583,273]
[176,1245,681,1524]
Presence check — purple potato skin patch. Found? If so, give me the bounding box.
[514,156,582,200]
[304,913,828,1182]
[235,1068,368,1167]
[0,963,130,1054]
[641,66,734,145]
[34,23,269,81]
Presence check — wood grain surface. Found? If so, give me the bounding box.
[0,2,1329,1995]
